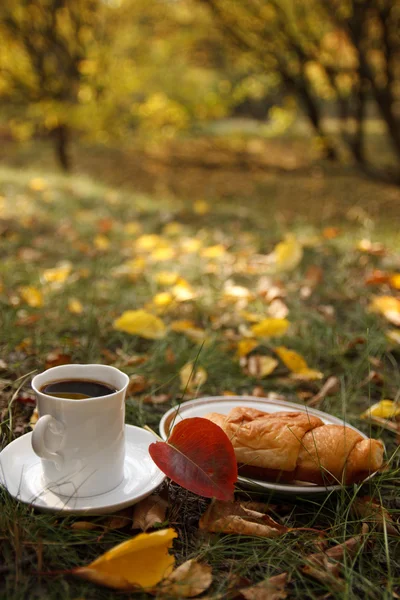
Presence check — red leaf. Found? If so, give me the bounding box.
[149,417,237,501]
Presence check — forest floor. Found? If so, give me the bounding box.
[0,128,399,599]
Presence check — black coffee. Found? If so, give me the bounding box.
[40,379,117,400]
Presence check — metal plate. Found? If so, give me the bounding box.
[159,395,377,495]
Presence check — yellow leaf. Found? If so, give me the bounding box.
[152,292,174,308]
[19,286,43,308]
[160,559,213,598]
[246,355,278,378]
[113,310,166,339]
[28,177,47,192]
[124,221,142,235]
[180,238,202,253]
[154,271,180,286]
[200,244,225,258]
[251,318,289,338]
[171,280,196,302]
[42,262,72,284]
[170,320,207,342]
[240,311,262,323]
[135,234,163,251]
[390,274,400,289]
[223,285,253,302]
[151,247,176,262]
[68,298,83,314]
[236,339,259,357]
[193,200,210,215]
[369,296,400,326]
[162,222,184,236]
[74,528,177,590]
[273,234,303,272]
[361,400,400,419]
[387,329,400,345]
[94,235,110,251]
[180,363,207,392]
[274,346,323,380]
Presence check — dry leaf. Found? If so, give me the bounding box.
[274,347,323,380]
[240,572,288,600]
[361,400,400,419]
[199,500,288,538]
[302,524,369,588]
[113,310,166,339]
[159,559,213,598]
[73,528,177,590]
[246,355,278,378]
[45,350,72,369]
[251,318,289,338]
[170,320,207,342]
[103,508,133,531]
[351,497,399,536]
[236,339,259,358]
[132,494,168,532]
[180,363,207,392]
[42,262,72,284]
[71,521,99,531]
[307,376,340,407]
[369,296,400,326]
[19,286,43,308]
[143,393,171,405]
[272,234,303,272]
[68,298,83,314]
[127,374,148,396]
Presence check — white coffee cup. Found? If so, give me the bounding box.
[31,364,129,498]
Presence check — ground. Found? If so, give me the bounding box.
[0,128,399,599]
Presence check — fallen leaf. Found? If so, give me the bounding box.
[356,239,386,256]
[245,355,278,378]
[113,310,166,339]
[68,298,84,314]
[251,318,289,338]
[154,271,180,286]
[301,524,369,589]
[170,320,207,343]
[200,244,226,258]
[179,363,207,392]
[151,292,174,309]
[143,394,171,405]
[322,227,340,239]
[351,497,399,536]
[132,494,168,531]
[199,500,288,538]
[365,270,391,286]
[151,247,176,262]
[149,418,237,501]
[171,280,196,302]
[162,221,184,236]
[390,274,400,289]
[240,572,288,600]
[29,177,47,191]
[272,234,303,272]
[369,296,400,326]
[305,265,324,287]
[42,262,72,284]
[19,286,43,308]
[73,528,177,590]
[361,400,400,419]
[127,374,148,396]
[159,559,212,598]
[193,200,210,215]
[307,376,340,407]
[103,508,133,531]
[236,339,259,358]
[45,350,72,369]
[223,285,253,302]
[267,299,289,319]
[94,235,110,250]
[274,347,323,380]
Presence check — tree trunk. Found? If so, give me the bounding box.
[295,82,338,161]
[53,124,71,172]
[351,80,366,165]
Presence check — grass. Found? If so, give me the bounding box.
[0,144,400,599]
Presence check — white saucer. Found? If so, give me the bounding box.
[160,396,379,496]
[0,424,165,514]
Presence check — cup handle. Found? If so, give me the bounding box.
[31,415,65,470]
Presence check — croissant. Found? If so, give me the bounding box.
[204,407,384,485]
